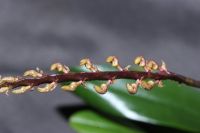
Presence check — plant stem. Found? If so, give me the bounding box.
[1,71,200,89]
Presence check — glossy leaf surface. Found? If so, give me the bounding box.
[69,110,143,133]
[69,65,200,132]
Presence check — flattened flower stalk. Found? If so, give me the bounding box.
[0,56,200,95]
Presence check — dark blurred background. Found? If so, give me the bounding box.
[0,0,200,133]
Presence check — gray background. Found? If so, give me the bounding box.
[0,0,200,133]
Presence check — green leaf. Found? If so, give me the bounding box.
[69,64,200,132]
[69,110,143,133]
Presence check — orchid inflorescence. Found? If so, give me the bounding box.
[1,55,197,95]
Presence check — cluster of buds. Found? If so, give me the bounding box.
[126,79,163,94]
[0,63,74,95]
[79,58,114,94]
[125,56,168,94]
[134,56,169,73]
[0,56,170,95]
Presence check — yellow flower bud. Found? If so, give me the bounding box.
[106,56,119,67]
[24,70,42,77]
[134,56,145,67]
[141,80,155,90]
[94,85,107,94]
[80,58,90,66]
[126,83,137,94]
[101,83,108,90]
[50,63,63,71]
[62,82,77,91]
[94,79,113,94]
[147,80,155,86]
[50,63,70,73]
[0,76,18,84]
[134,56,142,65]
[61,81,83,91]
[106,56,115,63]
[12,86,32,94]
[0,86,10,94]
[61,85,73,91]
[37,82,57,93]
[80,58,98,72]
[106,56,123,71]
[145,60,158,71]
